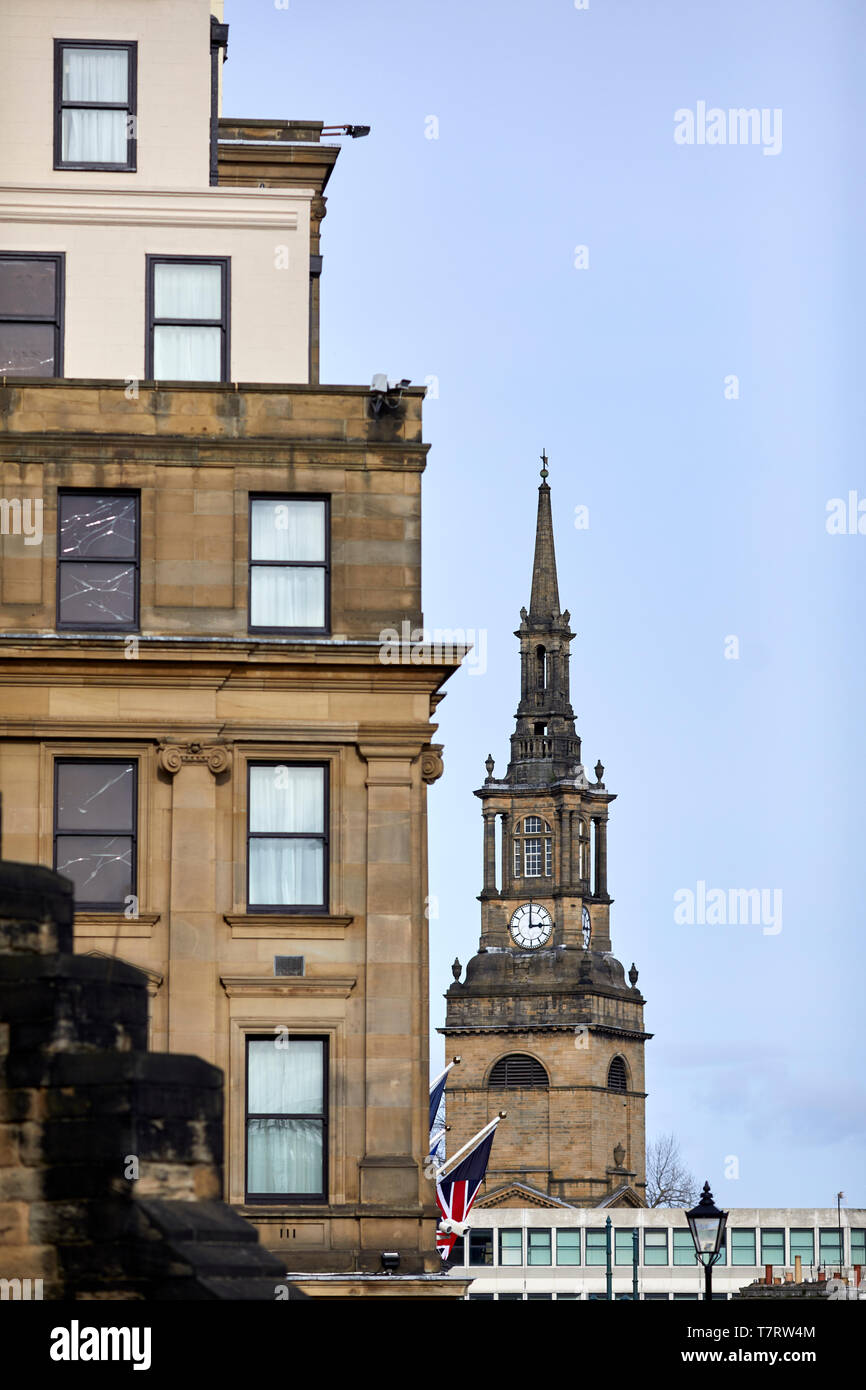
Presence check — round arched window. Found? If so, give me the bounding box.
[607,1056,628,1092]
[489,1054,549,1088]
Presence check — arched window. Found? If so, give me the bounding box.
[535,645,546,690]
[489,1054,549,1088]
[607,1056,628,1092]
[513,815,552,879]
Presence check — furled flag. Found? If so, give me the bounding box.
[435,1118,501,1261]
[429,1057,459,1133]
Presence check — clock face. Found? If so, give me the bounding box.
[509,902,553,950]
[582,906,592,949]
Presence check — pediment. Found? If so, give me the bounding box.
[596,1184,645,1209]
[477,1182,575,1210]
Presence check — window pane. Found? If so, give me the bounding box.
[527,1230,551,1266]
[62,46,129,102]
[556,1229,580,1266]
[250,499,325,562]
[0,323,55,376]
[250,566,325,629]
[59,494,137,559]
[819,1230,842,1262]
[523,838,541,876]
[0,259,56,316]
[249,839,323,907]
[154,263,222,320]
[248,1038,323,1114]
[673,1230,697,1265]
[790,1229,814,1263]
[55,834,133,904]
[585,1231,607,1266]
[249,765,324,833]
[499,1230,522,1266]
[524,817,541,832]
[730,1229,757,1265]
[247,1117,322,1195]
[56,762,135,830]
[153,324,221,381]
[468,1230,493,1266]
[644,1231,668,1265]
[58,562,136,626]
[615,1229,636,1265]
[761,1230,785,1265]
[62,108,127,163]
[851,1230,865,1263]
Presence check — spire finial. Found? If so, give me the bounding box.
[539,448,549,481]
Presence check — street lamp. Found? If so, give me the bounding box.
[686,1181,728,1302]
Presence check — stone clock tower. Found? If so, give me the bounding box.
[441,458,650,1208]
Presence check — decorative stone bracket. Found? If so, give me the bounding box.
[157,740,232,776]
[420,743,444,785]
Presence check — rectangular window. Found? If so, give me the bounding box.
[790,1229,814,1267]
[526,1293,552,1300]
[615,1228,637,1266]
[57,491,139,630]
[54,40,136,170]
[523,838,541,877]
[513,839,521,877]
[730,1229,757,1266]
[585,1230,607,1266]
[249,497,329,633]
[0,253,64,377]
[644,1229,669,1266]
[556,1229,581,1266]
[644,1293,669,1301]
[527,1229,552,1266]
[467,1229,493,1266]
[673,1230,697,1266]
[245,1035,326,1201]
[247,763,327,912]
[54,759,136,910]
[146,256,229,381]
[819,1229,842,1267]
[544,837,552,876]
[499,1229,523,1267]
[673,1293,699,1301]
[760,1229,785,1267]
[851,1230,865,1266]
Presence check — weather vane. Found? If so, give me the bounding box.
[540,448,549,480]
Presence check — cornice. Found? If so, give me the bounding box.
[219,974,357,998]
[0,184,308,230]
[224,914,353,940]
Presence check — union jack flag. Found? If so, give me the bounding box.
[435,1125,498,1261]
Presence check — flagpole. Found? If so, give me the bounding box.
[429,1055,461,1093]
[436,1111,506,1180]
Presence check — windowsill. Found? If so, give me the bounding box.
[224,912,352,939]
[219,973,356,998]
[74,911,159,939]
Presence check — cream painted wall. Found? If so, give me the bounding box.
[0,0,214,189]
[0,187,312,382]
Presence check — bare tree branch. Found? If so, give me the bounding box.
[645,1132,699,1208]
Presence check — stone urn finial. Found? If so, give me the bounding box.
[484,754,494,779]
[594,760,605,786]
[613,1143,625,1168]
[451,957,462,982]
[628,962,639,987]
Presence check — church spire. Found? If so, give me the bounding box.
[528,451,561,621]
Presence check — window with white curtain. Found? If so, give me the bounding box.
[246,1035,327,1201]
[247,763,327,910]
[146,258,229,381]
[54,41,136,170]
[249,497,329,632]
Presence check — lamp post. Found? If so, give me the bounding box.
[686,1181,728,1302]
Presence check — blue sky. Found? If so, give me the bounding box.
[224,0,866,1208]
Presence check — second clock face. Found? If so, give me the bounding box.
[509,902,553,949]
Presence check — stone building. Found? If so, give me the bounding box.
[0,0,463,1292]
[441,460,650,1207]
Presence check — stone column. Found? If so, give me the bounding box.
[500,811,511,895]
[594,816,608,898]
[482,810,497,894]
[559,807,572,887]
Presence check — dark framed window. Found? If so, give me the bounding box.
[245,1034,327,1203]
[760,1229,785,1267]
[673,1229,698,1266]
[248,496,329,634]
[527,1229,552,1266]
[585,1230,607,1266]
[145,256,230,382]
[819,1229,843,1267]
[644,1229,669,1265]
[607,1055,628,1091]
[53,759,136,910]
[54,40,137,171]
[57,491,139,630]
[488,1054,548,1088]
[499,1229,523,1266]
[247,762,328,912]
[615,1228,637,1265]
[790,1228,815,1267]
[0,253,64,377]
[730,1228,757,1266]
[467,1229,494,1266]
[556,1229,581,1266]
